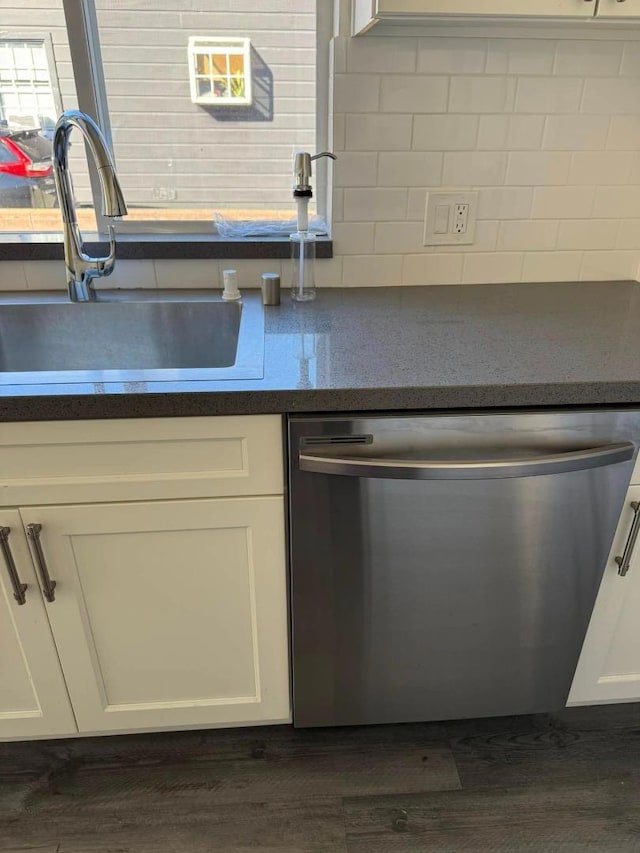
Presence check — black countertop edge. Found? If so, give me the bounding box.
[0,236,333,262]
[0,383,637,423]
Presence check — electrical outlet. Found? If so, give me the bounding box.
[424,192,477,246]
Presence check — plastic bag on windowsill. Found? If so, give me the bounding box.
[213,212,329,238]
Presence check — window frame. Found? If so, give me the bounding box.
[54,0,333,248]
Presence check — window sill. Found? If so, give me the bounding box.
[0,234,333,262]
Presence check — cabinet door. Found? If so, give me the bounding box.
[596,0,640,17]
[0,510,76,740]
[374,0,597,18]
[569,486,640,705]
[20,498,290,733]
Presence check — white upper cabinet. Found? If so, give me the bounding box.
[0,510,76,740]
[352,0,635,32]
[596,0,640,17]
[569,485,640,706]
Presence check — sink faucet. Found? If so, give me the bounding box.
[53,110,127,302]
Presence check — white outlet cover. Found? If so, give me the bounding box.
[424,191,478,246]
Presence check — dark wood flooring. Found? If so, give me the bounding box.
[1,703,639,852]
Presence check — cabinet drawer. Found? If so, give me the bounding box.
[0,416,283,505]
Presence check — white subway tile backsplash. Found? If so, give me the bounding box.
[402,253,463,286]
[497,220,558,252]
[616,220,640,250]
[333,152,379,187]
[380,75,448,114]
[0,261,27,291]
[477,115,546,151]
[342,254,403,286]
[581,78,640,115]
[522,251,582,283]
[554,41,623,78]
[462,252,524,284]
[412,115,479,151]
[346,114,412,150]
[407,188,427,221]
[333,222,376,255]
[531,186,595,220]
[515,77,583,114]
[542,115,610,151]
[477,187,533,221]
[580,251,640,282]
[417,38,486,75]
[556,220,620,251]
[607,116,640,150]
[344,188,408,222]
[486,39,555,76]
[619,41,640,78]
[94,259,157,291]
[505,152,571,186]
[442,152,507,186]
[314,257,344,288]
[375,221,425,255]
[334,74,380,113]
[593,186,640,219]
[506,115,546,151]
[22,260,65,291]
[569,151,633,185]
[448,76,515,114]
[377,152,442,187]
[476,115,509,151]
[154,259,216,289]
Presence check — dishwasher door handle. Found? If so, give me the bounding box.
[299,442,635,480]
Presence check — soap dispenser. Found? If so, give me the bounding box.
[291,150,336,302]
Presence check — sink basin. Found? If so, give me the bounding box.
[0,291,264,384]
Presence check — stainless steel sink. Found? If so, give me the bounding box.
[0,291,264,384]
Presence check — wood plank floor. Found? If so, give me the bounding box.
[0,704,639,852]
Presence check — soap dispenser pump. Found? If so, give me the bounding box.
[291,150,336,302]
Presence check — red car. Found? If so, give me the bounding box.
[0,128,57,208]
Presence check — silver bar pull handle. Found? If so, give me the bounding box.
[0,527,27,606]
[26,524,56,603]
[300,442,635,481]
[615,501,640,577]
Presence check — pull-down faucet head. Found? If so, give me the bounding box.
[53,110,127,302]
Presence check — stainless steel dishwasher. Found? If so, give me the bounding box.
[288,410,640,728]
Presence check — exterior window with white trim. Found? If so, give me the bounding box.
[0,40,56,134]
[189,38,252,106]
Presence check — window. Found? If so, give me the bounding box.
[0,0,328,249]
[0,40,57,135]
[189,38,252,106]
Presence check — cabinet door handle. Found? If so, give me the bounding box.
[0,527,27,606]
[615,501,640,577]
[26,524,56,602]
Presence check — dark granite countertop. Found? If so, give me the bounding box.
[3,281,640,421]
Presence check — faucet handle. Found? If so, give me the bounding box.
[310,151,337,162]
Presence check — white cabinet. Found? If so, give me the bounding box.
[0,510,76,740]
[0,416,290,741]
[353,0,598,33]
[569,485,640,706]
[597,0,640,17]
[20,497,289,733]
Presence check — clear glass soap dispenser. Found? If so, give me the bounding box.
[290,230,317,302]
